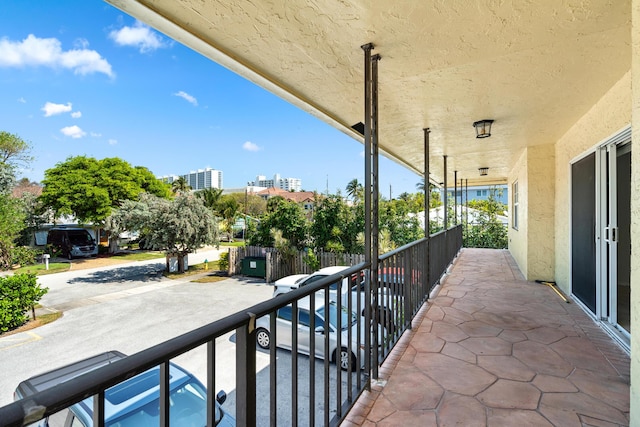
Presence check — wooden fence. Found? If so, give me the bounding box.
[228,245,365,283]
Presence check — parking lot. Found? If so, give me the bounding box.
[0,257,274,409]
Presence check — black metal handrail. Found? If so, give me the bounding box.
[0,226,463,427]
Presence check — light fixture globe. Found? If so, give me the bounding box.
[473,119,494,138]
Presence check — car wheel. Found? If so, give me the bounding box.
[256,328,270,349]
[336,347,355,371]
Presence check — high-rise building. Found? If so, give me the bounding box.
[251,173,301,192]
[160,168,223,190]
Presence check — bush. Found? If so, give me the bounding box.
[11,246,42,267]
[0,273,48,333]
[218,252,229,272]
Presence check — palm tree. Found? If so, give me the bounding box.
[195,187,223,211]
[346,178,364,203]
[171,177,191,194]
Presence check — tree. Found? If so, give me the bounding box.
[249,198,308,249]
[195,187,223,211]
[171,177,191,194]
[39,156,171,224]
[106,193,218,272]
[0,132,33,194]
[0,193,26,269]
[0,132,33,268]
[345,179,363,204]
[217,195,240,241]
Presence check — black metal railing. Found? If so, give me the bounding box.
[0,225,462,427]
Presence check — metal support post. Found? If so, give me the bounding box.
[443,156,448,229]
[371,52,381,378]
[361,42,373,378]
[424,128,431,301]
[236,323,256,427]
[454,170,458,225]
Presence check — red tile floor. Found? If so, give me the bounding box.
[344,248,630,426]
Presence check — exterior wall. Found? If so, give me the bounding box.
[508,149,528,277]
[526,144,555,281]
[554,72,631,295]
[631,0,640,423]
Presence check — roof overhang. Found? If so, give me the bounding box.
[106,0,631,187]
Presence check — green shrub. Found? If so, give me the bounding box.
[11,246,42,267]
[218,252,229,272]
[0,273,48,333]
[302,248,320,271]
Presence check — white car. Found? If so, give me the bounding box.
[272,266,358,297]
[255,296,367,370]
[272,266,396,330]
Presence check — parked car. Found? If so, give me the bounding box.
[14,350,235,427]
[47,227,98,260]
[272,266,360,297]
[272,266,397,330]
[255,296,365,370]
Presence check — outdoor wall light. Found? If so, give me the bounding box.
[479,167,489,176]
[473,119,494,138]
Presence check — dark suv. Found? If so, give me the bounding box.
[14,351,235,427]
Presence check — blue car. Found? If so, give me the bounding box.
[14,351,235,427]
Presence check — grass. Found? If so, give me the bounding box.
[12,263,70,275]
[219,241,246,247]
[0,311,63,337]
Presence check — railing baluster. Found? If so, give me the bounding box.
[270,311,277,427]
[207,340,215,427]
[160,362,170,427]
[291,300,298,427]
[236,322,256,427]
[92,391,104,427]
[309,295,315,427]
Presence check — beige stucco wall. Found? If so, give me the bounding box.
[508,149,528,277]
[630,0,640,424]
[508,144,556,281]
[526,144,555,281]
[553,72,632,296]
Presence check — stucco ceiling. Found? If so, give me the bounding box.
[106,0,630,187]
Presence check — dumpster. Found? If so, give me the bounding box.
[241,256,266,278]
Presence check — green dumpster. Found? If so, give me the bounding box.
[241,256,266,278]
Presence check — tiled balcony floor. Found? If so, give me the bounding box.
[344,248,630,426]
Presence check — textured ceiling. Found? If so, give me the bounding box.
[106,0,631,186]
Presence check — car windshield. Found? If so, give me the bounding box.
[67,231,93,245]
[317,302,357,331]
[105,378,224,427]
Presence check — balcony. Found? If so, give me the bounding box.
[344,248,630,426]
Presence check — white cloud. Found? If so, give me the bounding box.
[71,111,82,118]
[108,139,118,145]
[0,34,114,77]
[174,91,198,106]
[90,132,102,137]
[17,97,26,103]
[109,21,166,53]
[360,150,365,157]
[60,125,86,139]
[243,141,261,152]
[42,102,72,117]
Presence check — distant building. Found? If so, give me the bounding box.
[444,184,508,205]
[256,187,316,213]
[250,174,301,192]
[160,167,223,190]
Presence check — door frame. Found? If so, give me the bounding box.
[570,125,631,351]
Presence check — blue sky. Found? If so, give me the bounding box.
[0,0,421,197]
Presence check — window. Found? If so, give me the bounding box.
[477,190,482,197]
[277,306,293,321]
[512,181,519,230]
